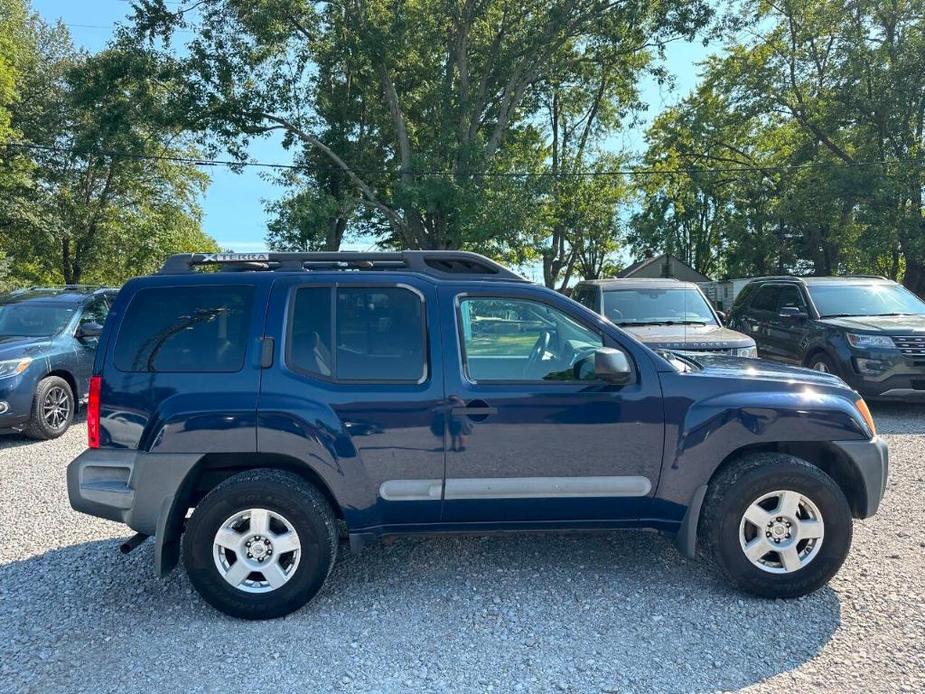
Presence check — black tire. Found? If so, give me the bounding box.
[24,375,74,440]
[701,453,853,599]
[806,352,840,377]
[182,469,338,619]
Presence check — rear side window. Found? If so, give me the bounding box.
[114,286,254,373]
[288,286,426,382]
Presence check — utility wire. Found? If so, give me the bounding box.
[2,140,920,178]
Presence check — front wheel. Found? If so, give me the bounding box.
[701,453,853,599]
[24,376,74,440]
[183,469,339,619]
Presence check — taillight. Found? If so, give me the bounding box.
[87,375,101,449]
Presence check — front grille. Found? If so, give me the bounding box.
[676,346,737,355]
[894,335,925,357]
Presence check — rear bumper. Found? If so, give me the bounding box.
[67,449,200,570]
[832,436,889,518]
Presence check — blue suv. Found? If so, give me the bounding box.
[67,253,887,619]
[1,287,115,439]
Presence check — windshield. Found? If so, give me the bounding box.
[602,288,718,326]
[0,303,77,337]
[809,283,925,318]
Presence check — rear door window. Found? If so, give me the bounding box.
[114,285,254,372]
[288,286,427,383]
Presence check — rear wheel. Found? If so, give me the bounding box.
[701,453,852,599]
[24,376,74,440]
[183,469,338,619]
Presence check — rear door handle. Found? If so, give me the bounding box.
[450,399,497,421]
[451,406,498,416]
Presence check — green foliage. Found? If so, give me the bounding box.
[0,12,218,287]
[130,0,712,275]
[635,0,925,294]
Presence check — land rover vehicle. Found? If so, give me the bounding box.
[68,252,887,619]
[0,286,115,438]
[728,275,925,400]
[572,278,757,357]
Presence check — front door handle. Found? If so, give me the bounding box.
[450,399,497,421]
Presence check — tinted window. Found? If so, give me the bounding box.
[81,298,110,326]
[289,286,426,382]
[0,303,76,337]
[751,285,781,312]
[573,287,598,311]
[289,287,333,377]
[336,287,425,381]
[808,283,925,317]
[459,297,603,382]
[776,285,805,310]
[602,288,717,326]
[114,286,253,372]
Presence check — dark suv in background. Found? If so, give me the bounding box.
[573,278,757,357]
[728,276,925,400]
[0,287,114,438]
[68,252,886,619]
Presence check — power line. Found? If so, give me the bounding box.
[2,140,920,178]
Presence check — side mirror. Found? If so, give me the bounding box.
[594,347,633,385]
[716,310,728,325]
[778,306,807,320]
[76,321,103,340]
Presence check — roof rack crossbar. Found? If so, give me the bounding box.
[158,251,527,282]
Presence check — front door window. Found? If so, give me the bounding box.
[458,297,603,383]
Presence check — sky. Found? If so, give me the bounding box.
[32,0,716,274]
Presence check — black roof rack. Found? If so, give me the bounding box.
[747,274,889,283]
[157,251,528,282]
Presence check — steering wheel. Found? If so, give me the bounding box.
[523,330,551,377]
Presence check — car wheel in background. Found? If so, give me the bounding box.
[701,452,852,599]
[182,469,339,620]
[807,352,839,376]
[24,375,74,440]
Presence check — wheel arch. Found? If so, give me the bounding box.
[708,442,867,518]
[41,369,78,402]
[156,452,346,577]
[676,440,868,560]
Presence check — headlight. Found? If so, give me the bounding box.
[735,346,758,358]
[846,333,895,349]
[0,357,32,379]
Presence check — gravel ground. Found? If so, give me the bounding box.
[2,406,924,694]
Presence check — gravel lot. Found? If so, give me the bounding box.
[2,406,924,694]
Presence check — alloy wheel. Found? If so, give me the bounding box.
[42,385,71,430]
[738,490,825,574]
[212,508,302,593]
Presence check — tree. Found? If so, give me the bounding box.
[0,0,33,288]
[0,16,218,286]
[721,0,925,292]
[131,0,712,257]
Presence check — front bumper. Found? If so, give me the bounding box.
[832,436,889,518]
[0,373,37,432]
[67,449,201,574]
[841,351,925,399]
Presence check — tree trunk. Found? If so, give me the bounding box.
[903,258,925,299]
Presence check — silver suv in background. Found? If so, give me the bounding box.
[572,278,757,357]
